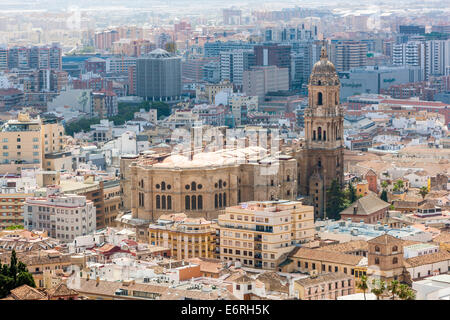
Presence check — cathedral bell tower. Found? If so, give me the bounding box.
[298,45,344,220]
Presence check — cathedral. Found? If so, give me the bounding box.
[293,46,345,220]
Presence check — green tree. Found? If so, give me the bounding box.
[0,250,36,299]
[380,190,388,202]
[326,179,347,220]
[387,280,399,300]
[347,182,357,203]
[393,180,404,192]
[381,180,389,190]
[418,186,428,200]
[397,284,415,300]
[356,275,369,300]
[371,279,386,300]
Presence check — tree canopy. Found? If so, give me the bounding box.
[0,250,36,298]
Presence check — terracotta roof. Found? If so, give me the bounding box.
[368,234,404,246]
[433,232,450,244]
[289,247,364,266]
[295,272,352,287]
[255,272,289,294]
[341,193,390,216]
[317,240,368,253]
[46,283,78,297]
[233,275,253,283]
[8,285,48,300]
[405,251,450,268]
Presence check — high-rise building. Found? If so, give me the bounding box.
[393,40,450,80]
[218,200,315,270]
[399,25,425,35]
[90,90,118,118]
[330,40,368,72]
[264,24,318,42]
[8,47,29,70]
[243,65,289,99]
[222,8,242,25]
[204,41,255,58]
[254,44,292,82]
[294,47,344,219]
[219,49,255,87]
[290,40,323,92]
[136,49,182,103]
[0,46,7,70]
[94,30,119,51]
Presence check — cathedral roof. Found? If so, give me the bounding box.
[309,46,339,85]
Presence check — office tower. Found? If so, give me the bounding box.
[8,47,29,69]
[264,24,318,42]
[254,44,292,87]
[49,43,62,70]
[0,46,7,70]
[294,46,344,220]
[243,65,289,99]
[399,25,426,35]
[29,46,50,70]
[330,40,368,72]
[182,57,218,82]
[290,40,323,92]
[204,41,255,58]
[222,8,242,25]
[219,49,255,87]
[136,49,182,102]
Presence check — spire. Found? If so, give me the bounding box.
[320,44,328,60]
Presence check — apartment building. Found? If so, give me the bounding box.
[243,65,289,100]
[24,187,96,243]
[0,189,33,230]
[0,113,65,174]
[294,272,355,300]
[148,213,216,260]
[103,180,121,227]
[330,40,368,72]
[218,200,315,270]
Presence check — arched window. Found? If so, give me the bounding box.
[223,193,227,207]
[392,246,398,252]
[161,182,165,191]
[156,195,160,209]
[375,258,380,265]
[198,195,203,210]
[219,179,223,189]
[191,195,197,210]
[215,194,218,208]
[318,127,322,140]
[287,175,290,182]
[375,246,380,252]
[219,193,223,207]
[318,158,321,168]
[167,196,172,210]
[313,130,316,141]
[393,257,398,264]
[140,180,144,188]
[318,80,321,85]
[238,190,241,203]
[323,130,326,141]
[191,182,196,191]
[162,195,166,209]
[335,92,338,104]
[318,92,323,105]
[185,196,190,210]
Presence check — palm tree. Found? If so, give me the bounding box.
[397,284,415,300]
[356,275,369,300]
[394,180,404,191]
[381,180,389,190]
[371,279,386,300]
[418,186,428,200]
[387,280,399,300]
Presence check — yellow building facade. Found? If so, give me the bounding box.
[218,200,315,270]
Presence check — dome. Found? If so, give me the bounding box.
[309,46,340,86]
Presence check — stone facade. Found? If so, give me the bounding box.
[293,46,345,219]
[124,148,298,222]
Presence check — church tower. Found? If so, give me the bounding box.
[296,46,344,220]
